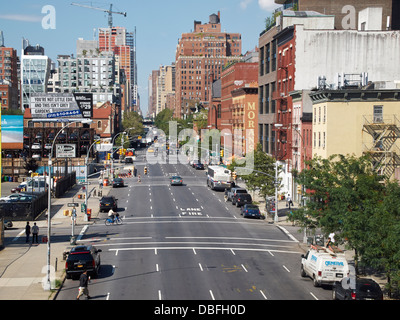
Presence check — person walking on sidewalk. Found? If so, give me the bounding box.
[76,270,91,300]
[31,222,39,244]
[25,222,31,243]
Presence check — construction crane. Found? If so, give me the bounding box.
[71,2,127,28]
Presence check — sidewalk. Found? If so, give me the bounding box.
[0,176,112,300]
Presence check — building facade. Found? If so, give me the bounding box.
[21,42,51,110]
[0,46,19,110]
[175,12,242,118]
[310,87,400,179]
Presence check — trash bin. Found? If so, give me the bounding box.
[63,210,70,216]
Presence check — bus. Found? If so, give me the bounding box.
[207,166,233,191]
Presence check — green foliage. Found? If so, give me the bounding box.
[122,111,144,136]
[228,143,278,199]
[154,109,174,135]
[294,153,400,294]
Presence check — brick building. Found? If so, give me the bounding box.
[175,12,242,118]
[0,46,19,110]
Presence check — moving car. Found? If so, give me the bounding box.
[193,161,204,170]
[232,193,252,207]
[226,187,247,202]
[170,176,183,186]
[99,196,118,212]
[112,178,124,188]
[65,245,102,279]
[241,204,262,218]
[3,220,13,229]
[332,277,383,300]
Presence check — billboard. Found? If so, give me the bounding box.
[30,93,93,119]
[1,115,24,150]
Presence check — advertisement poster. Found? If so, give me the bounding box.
[1,115,24,150]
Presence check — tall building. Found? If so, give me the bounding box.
[275,0,399,30]
[20,40,51,110]
[175,12,242,119]
[0,34,19,110]
[98,27,138,112]
[259,1,400,199]
[156,64,175,115]
[57,51,117,105]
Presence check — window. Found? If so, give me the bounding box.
[97,121,102,129]
[373,105,383,123]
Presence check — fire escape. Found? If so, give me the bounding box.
[273,64,290,161]
[363,114,400,179]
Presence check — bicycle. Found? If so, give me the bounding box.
[105,216,123,226]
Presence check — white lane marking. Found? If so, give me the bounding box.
[199,263,203,272]
[209,290,215,300]
[283,265,291,273]
[260,290,268,300]
[277,226,299,242]
[158,290,162,300]
[241,264,248,272]
[310,292,319,300]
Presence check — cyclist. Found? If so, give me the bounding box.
[108,209,115,222]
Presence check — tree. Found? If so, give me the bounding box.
[293,153,400,293]
[122,111,144,137]
[228,143,278,199]
[154,108,174,135]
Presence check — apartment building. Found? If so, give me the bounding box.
[175,12,242,118]
[0,45,19,110]
[57,51,117,106]
[98,27,138,112]
[20,41,51,110]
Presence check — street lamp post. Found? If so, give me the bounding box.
[44,119,92,291]
[84,139,102,222]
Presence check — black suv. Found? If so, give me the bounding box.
[99,196,118,212]
[232,193,252,207]
[332,277,383,300]
[65,245,102,279]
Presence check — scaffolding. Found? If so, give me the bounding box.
[363,114,400,179]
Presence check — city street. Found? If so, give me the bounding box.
[56,150,333,301]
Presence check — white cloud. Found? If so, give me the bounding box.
[0,14,42,22]
[240,0,253,10]
[258,0,280,12]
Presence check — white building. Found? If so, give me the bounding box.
[20,41,51,110]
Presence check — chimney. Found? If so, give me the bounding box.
[218,11,220,22]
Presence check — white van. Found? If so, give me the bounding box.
[301,245,349,287]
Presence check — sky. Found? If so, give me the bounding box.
[0,0,280,115]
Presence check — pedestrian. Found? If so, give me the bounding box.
[32,222,39,244]
[25,222,31,243]
[71,207,77,225]
[76,270,91,300]
[98,177,103,189]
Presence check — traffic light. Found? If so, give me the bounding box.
[144,167,148,175]
[297,185,302,194]
[232,172,237,180]
[220,150,224,157]
[106,153,110,160]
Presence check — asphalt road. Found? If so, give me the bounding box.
[56,149,334,301]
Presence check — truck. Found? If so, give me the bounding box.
[301,245,349,287]
[225,187,247,202]
[207,166,233,191]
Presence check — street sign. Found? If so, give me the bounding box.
[67,203,79,207]
[56,144,76,158]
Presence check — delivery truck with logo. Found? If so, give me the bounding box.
[301,245,349,287]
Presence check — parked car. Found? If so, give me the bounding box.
[99,196,118,212]
[332,277,383,300]
[193,161,204,170]
[65,245,102,279]
[3,220,13,229]
[226,187,247,202]
[112,178,124,188]
[32,143,41,150]
[11,182,28,193]
[232,193,252,207]
[170,176,183,186]
[241,204,262,219]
